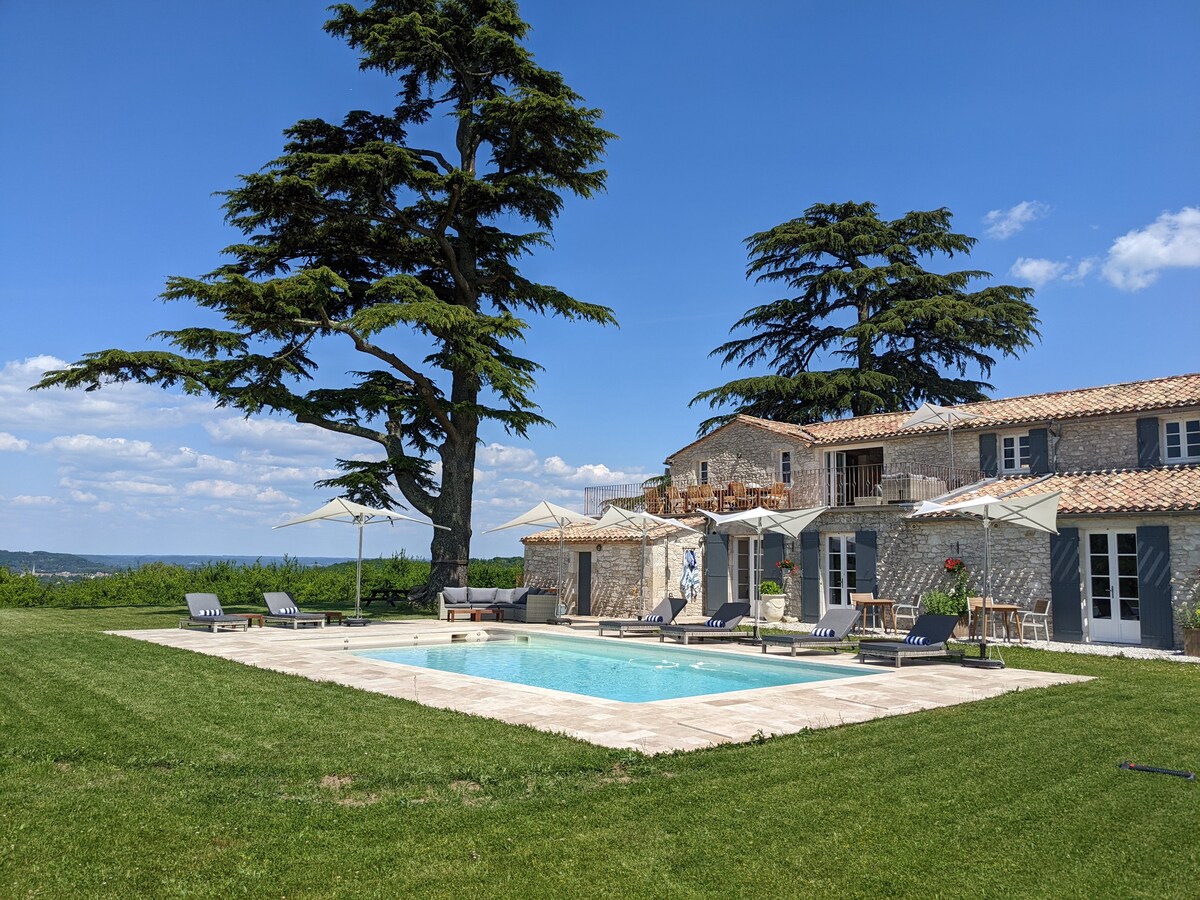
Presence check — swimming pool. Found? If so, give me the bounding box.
[352,633,877,702]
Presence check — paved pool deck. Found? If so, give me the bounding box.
[114,620,1091,754]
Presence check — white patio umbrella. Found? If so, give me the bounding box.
[901,402,981,470]
[484,501,596,610]
[274,498,448,620]
[586,506,700,614]
[909,491,1060,667]
[699,505,828,643]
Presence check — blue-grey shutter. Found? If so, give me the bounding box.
[762,533,785,587]
[800,531,820,623]
[1028,428,1050,474]
[1137,525,1173,649]
[1049,528,1083,642]
[1136,417,1161,468]
[979,433,998,476]
[704,532,728,615]
[855,530,877,596]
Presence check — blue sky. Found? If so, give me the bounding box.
[1,1,1198,560]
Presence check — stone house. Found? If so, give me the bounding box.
[533,372,1200,649]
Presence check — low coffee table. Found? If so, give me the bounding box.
[231,613,265,628]
[446,608,503,623]
[323,611,344,626]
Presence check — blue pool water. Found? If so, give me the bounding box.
[352,634,877,702]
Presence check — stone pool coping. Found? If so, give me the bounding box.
[112,621,1091,754]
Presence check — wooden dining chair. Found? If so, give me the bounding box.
[697,484,718,511]
[665,485,684,514]
[642,486,664,515]
[727,481,750,511]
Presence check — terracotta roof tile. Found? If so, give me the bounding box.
[521,514,707,544]
[801,372,1200,445]
[949,466,1200,516]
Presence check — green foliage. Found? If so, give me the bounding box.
[34,0,615,593]
[921,588,966,617]
[0,555,521,610]
[759,580,782,595]
[692,201,1040,431]
[1178,602,1200,629]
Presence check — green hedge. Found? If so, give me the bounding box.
[0,554,522,609]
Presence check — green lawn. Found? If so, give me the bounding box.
[2,607,1198,899]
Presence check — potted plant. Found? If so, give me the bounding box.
[923,557,972,637]
[1180,602,1200,657]
[759,579,786,622]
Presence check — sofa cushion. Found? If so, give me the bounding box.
[467,587,497,604]
[494,588,530,604]
[442,586,468,604]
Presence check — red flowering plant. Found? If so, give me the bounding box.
[776,558,796,574]
[944,558,965,574]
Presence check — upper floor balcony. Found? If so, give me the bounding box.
[582,462,985,517]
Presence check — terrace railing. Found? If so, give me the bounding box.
[583,463,984,517]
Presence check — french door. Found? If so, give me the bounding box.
[732,536,761,604]
[824,451,848,506]
[1085,531,1141,644]
[826,534,857,607]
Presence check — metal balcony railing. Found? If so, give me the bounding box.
[582,463,983,516]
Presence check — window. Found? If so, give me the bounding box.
[697,460,709,485]
[1164,418,1200,462]
[1000,433,1030,472]
[778,450,792,485]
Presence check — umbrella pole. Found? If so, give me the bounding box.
[558,525,567,618]
[981,516,991,659]
[752,528,762,643]
[948,422,955,471]
[355,518,364,620]
[640,528,647,616]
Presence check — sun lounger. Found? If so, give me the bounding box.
[181,593,250,633]
[856,614,963,667]
[262,592,327,628]
[598,597,688,637]
[658,602,751,645]
[760,607,861,656]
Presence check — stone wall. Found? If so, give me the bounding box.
[1052,416,1139,471]
[669,422,807,487]
[522,533,704,618]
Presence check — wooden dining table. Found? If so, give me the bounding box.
[969,599,1023,643]
[854,597,897,634]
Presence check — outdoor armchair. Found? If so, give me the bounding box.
[856,614,962,668]
[182,593,250,633]
[598,597,688,638]
[262,592,326,628]
[659,602,751,645]
[760,608,861,656]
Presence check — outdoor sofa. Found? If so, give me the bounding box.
[181,592,250,633]
[856,614,963,667]
[598,597,688,638]
[760,607,861,656]
[438,587,547,623]
[658,602,752,645]
[262,591,326,628]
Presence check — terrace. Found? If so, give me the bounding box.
[584,461,985,516]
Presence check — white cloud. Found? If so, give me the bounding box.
[985,201,1050,239]
[1062,258,1096,282]
[11,495,61,506]
[0,356,209,433]
[0,432,29,452]
[1102,207,1200,291]
[1010,257,1066,288]
[1009,256,1097,288]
